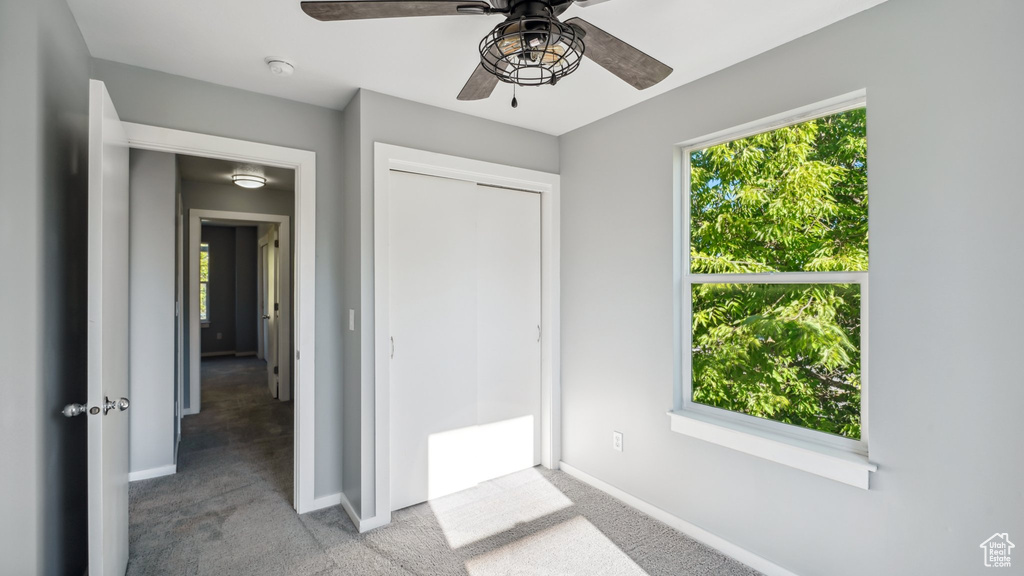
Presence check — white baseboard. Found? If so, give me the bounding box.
[337,493,360,528]
[305,492,342,512]
[200,350,237,357]
[353,512,390,533]
[317,491,389,533]
[304,491,388,533]
[129,464,177,482]
[559,462,799,576]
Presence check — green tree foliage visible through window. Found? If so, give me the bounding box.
[200,243,210,322]
[689,108,867,440]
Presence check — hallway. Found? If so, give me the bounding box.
[127,356,310,574]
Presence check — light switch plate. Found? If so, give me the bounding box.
[348,309,355,331]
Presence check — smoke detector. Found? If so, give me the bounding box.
[265,58,295,77]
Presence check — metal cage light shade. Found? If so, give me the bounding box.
[479,15,584,87]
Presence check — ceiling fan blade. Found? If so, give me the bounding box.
[457,63,501,101]
[565,17,672,90]
[573,0,615,7]
[301,0,493,21]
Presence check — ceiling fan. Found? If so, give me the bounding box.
[300,0,673,103]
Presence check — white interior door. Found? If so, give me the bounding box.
[87,79,131,576]
[390,171,479,511]
[265,227,279,398]
[475,185,542,480]
[389,172,541,511]
[256,237,265,361]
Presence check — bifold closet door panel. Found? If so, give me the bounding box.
[475,185,542,482]
[389,171,480,511]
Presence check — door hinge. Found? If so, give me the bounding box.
[274,240,279,248]
[274,302,279,311]
[274,366,279,375]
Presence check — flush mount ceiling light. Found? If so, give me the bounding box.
[300,0,672,103]
[232,174,267,189]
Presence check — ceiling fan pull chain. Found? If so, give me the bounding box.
[511,84,518,109]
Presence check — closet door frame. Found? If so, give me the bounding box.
[371,143,561,530]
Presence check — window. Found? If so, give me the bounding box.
[674,96,871,482]
[200,242,210,323]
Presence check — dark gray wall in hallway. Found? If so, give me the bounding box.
[201,226,237,354]
[198,225,258,355]
[235,227,258,353]
[0,0,91,573]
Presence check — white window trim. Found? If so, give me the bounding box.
[672,90,876,489]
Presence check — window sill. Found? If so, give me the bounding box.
[667,409,877,489]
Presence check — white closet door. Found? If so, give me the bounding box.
[389,171,480,511]
[475,185,542,481]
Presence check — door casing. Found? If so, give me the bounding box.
[369,143,561,533]
[123,122,319,514]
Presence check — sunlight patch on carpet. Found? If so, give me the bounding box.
[429,467,572,549]
[465,515,649,576]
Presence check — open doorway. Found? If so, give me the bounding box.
[124,122,318,514]
[178,155,296,501]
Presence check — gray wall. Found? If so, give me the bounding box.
[197,225,258,355]
[0,0,91,573]
[557,1,1024,575]
[235,227,258,353]
[181,181,294,406]
[128,149,177,475]
[201,226,238,354]
[341,91,363,512]
[344,89,560,516]
[91,58,347,498]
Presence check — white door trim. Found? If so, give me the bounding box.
[370,142,561,530]
[190,211,290,405]
[123,122,318,514]
[256,233,269,361]
[176,198,184,445]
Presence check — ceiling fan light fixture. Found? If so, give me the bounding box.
[479,14,584,87]
[232,174,267,189]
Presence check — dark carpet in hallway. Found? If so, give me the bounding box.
[126,357,760,576]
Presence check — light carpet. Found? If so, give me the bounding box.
[126,356,761,576]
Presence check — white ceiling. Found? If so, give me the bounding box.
[178,155,295,192]
[67,0,887,136]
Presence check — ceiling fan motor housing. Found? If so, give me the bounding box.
[479,0,585,87]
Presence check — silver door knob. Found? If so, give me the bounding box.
[100,396,130,415]
[262,314,271,320]
[62,403,87,418]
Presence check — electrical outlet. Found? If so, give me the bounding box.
[612,431,623,452]
[216,332,222,340]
